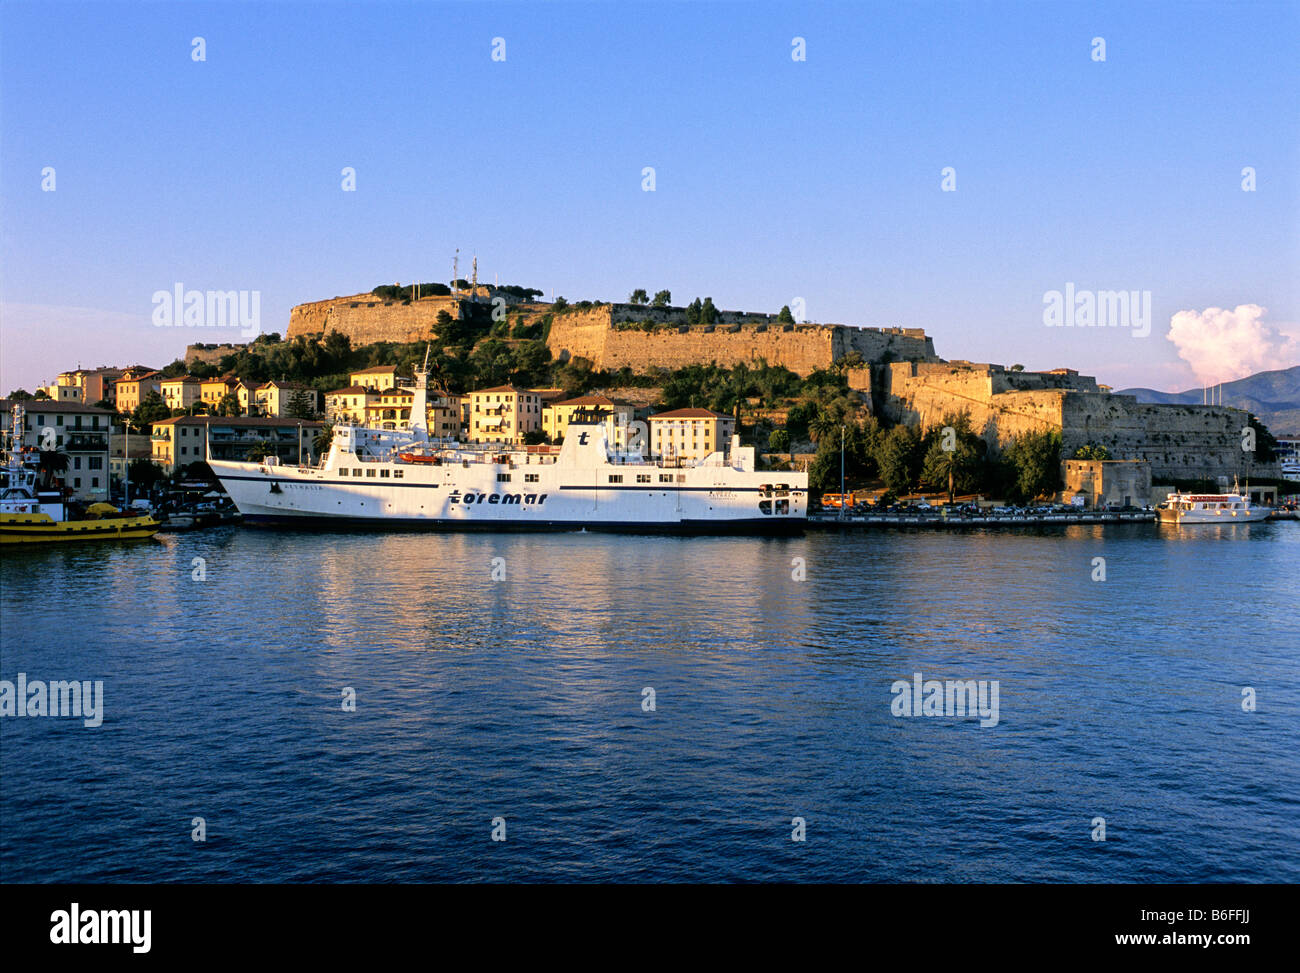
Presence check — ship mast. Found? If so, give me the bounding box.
[406,344,433,443]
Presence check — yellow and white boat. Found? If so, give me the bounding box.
[1,403,159,545]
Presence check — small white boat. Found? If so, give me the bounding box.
[1156,484,1270,524]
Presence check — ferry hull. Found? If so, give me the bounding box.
[236,510,804,535]
[0,514,160,544]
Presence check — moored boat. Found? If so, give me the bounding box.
[1155,483,1270,525]
[1,404,160,544]
[209,356,807,533]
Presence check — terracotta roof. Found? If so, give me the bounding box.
[350,365,399,375]
[325,385,376,396]
[160,375,201,384]
[649,407,733,420]
[550,395,619,408]
[2,399,114,415]
[151,415,323,428]
[473,385,534,395]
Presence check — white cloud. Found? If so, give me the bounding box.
[1165,304,1299,385]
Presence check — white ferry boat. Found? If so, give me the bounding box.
[1155,485,1270,525]
[208,365,807,533]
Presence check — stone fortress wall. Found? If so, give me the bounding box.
[881,361,1275,481]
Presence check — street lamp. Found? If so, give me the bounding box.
[123,417,135,506]
[839,423,846,520]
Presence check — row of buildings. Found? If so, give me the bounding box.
[0,398,323,503]
[41,366,319,418]
[7,364,736,502]
[322,365,735,459]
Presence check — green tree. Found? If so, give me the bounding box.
[215,391,242,417]
[246,441,275,462]
[652,290,671,307]
[685,298,704,324]
[126,458,166,491]
[629,289,649,305]
[878,424,925,494]
[777,305,795,324]
[312,423,334,456]
[768,429,791,453]
[131,391,171,428]
[1003,429,1063,501]
[919,413,987,499]
[1072,443,1110,460]
[287,389,317,419]
[700,297,719,324]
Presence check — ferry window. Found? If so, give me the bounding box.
[637,474,651,483]
[525,473,539,482]
[759,500,772,515]
[609,474,623,483]
[497,473,511,482]
[380,469,390,478]
[393,470,403,478]
[366,469,377,478]
[659,474,672,483]
[354,468,363,476]
[340,469,348,476]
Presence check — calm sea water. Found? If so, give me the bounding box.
[1,522,1297,883]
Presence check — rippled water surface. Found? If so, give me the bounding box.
[2,522,1297,882]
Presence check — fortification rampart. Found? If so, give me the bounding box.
[881,361,1278,480]
[546,304,936,376]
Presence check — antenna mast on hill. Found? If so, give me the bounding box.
[472,256,478,289]
[453,250,460,296]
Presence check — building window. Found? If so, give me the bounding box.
[92,477,99,487]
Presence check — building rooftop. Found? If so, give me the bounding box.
[648,407,733,420]
[151,415,323,428]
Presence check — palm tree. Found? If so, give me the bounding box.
[809,409,839,444]
[312,423,334,457]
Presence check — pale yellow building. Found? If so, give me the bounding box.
[350,365,402,391]
[648,407,735,462]
[543,395,635,444]
[364,387,414,430]
[160,375,202,411]
[113,369,162,414]
[200,376,240,411]
[254,381,318,418]
[325,385,378,425]
[468,385,542,444]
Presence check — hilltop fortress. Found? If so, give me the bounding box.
[286,290,937,375]
[280,289,1278,482]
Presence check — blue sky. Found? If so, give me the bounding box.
[2,0,1297,394]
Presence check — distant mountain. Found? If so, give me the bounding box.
[1117,364,1300,437]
